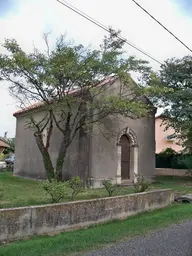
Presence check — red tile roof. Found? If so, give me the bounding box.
[0,139,9,148]
[13,101,44,117]
[13,76,117,117]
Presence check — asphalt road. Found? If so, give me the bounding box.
[85,221,192,256]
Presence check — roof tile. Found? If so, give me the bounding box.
[13,76,117,117]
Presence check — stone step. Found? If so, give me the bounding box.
[120,179,134,186]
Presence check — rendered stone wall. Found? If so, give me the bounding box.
[156,168,188,177]
[0,189,174,243]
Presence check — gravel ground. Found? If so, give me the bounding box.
[85,220,192,256]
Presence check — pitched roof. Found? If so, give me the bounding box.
[13,75,155,117]
[0,138,9,148]
[13,101,45,117]
[13,76,117,117]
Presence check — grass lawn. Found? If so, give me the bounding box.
[0,172,192,208]
[0,204,192,256]
[0,172,136,208]
[151,175,192,195]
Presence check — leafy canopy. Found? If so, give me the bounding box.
[149,56,192,153]
[0,30,154,180]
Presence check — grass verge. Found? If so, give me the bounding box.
[0,204,192,256]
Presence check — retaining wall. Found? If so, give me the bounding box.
[156,168,188,177]
[0,189,174,243]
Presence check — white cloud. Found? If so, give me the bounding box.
[0,0,192,137]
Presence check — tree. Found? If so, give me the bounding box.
[3,138,15,154]
[0,29,153,181]
[149,55,192,153]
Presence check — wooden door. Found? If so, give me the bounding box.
[120,135,130,179]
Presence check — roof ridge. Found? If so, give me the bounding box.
[13,76,118,117]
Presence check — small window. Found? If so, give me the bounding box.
[166,134,176,141]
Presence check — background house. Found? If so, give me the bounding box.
[155,115,183,153]
[0,137,9,154]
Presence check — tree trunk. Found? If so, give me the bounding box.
[35,133,55,181]
[54,111,72,181]
[55,137,70,181]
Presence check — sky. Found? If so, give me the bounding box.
[0,0,192,137]
[175,0,192,15]
[0,0,17,16]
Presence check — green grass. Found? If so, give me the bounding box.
[0,204,192,256]
[0,172,192,208]
[0,172,191,255]
[151,175,192,194]
[0,172,135,208]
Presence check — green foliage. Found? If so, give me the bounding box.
[102,179,117,197]
[0,153,8,161]
[68,176,84,200]
[156,148,177,168]
[0,30,153,181]
[3,138,15,154]
[156,148,192,170]
[41,179,68,203]
[134,174,151,193]
[159,148,177,156]
[0,171,191,209]
[149,56,192,152]
[180,156,192,176]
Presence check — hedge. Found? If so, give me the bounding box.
[156,153,192,169]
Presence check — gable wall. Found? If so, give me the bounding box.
[89,79,155,186]
[14,109,81,180]
[14,77,155,184]
[14,111,46,179]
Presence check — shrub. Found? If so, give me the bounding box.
[156,147,192,170]
[134,174,151,193]
[41,179,68,203]
[159,148,177,156]
[68,176,84,200]
[102,179,117,197]
[156,148,177,168]
[0,153,8,161]
[180,156,192,176]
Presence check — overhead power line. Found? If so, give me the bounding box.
[56,0,162,65]
[132,0,192,53]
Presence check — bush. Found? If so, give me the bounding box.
[180,156,192,176]
[68,176,84,200]
[134,174,150,193]
[160,148,177,155]
[156,147,192,169]
[102,180,117,197]
[156,148,177,168]
[0,153,8,161]
[41,179,68,203]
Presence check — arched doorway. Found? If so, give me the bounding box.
[116,127,138,184]
[119,135,130,179]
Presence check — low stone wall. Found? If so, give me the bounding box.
[0,189,174,243]
[156,168,188,177]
